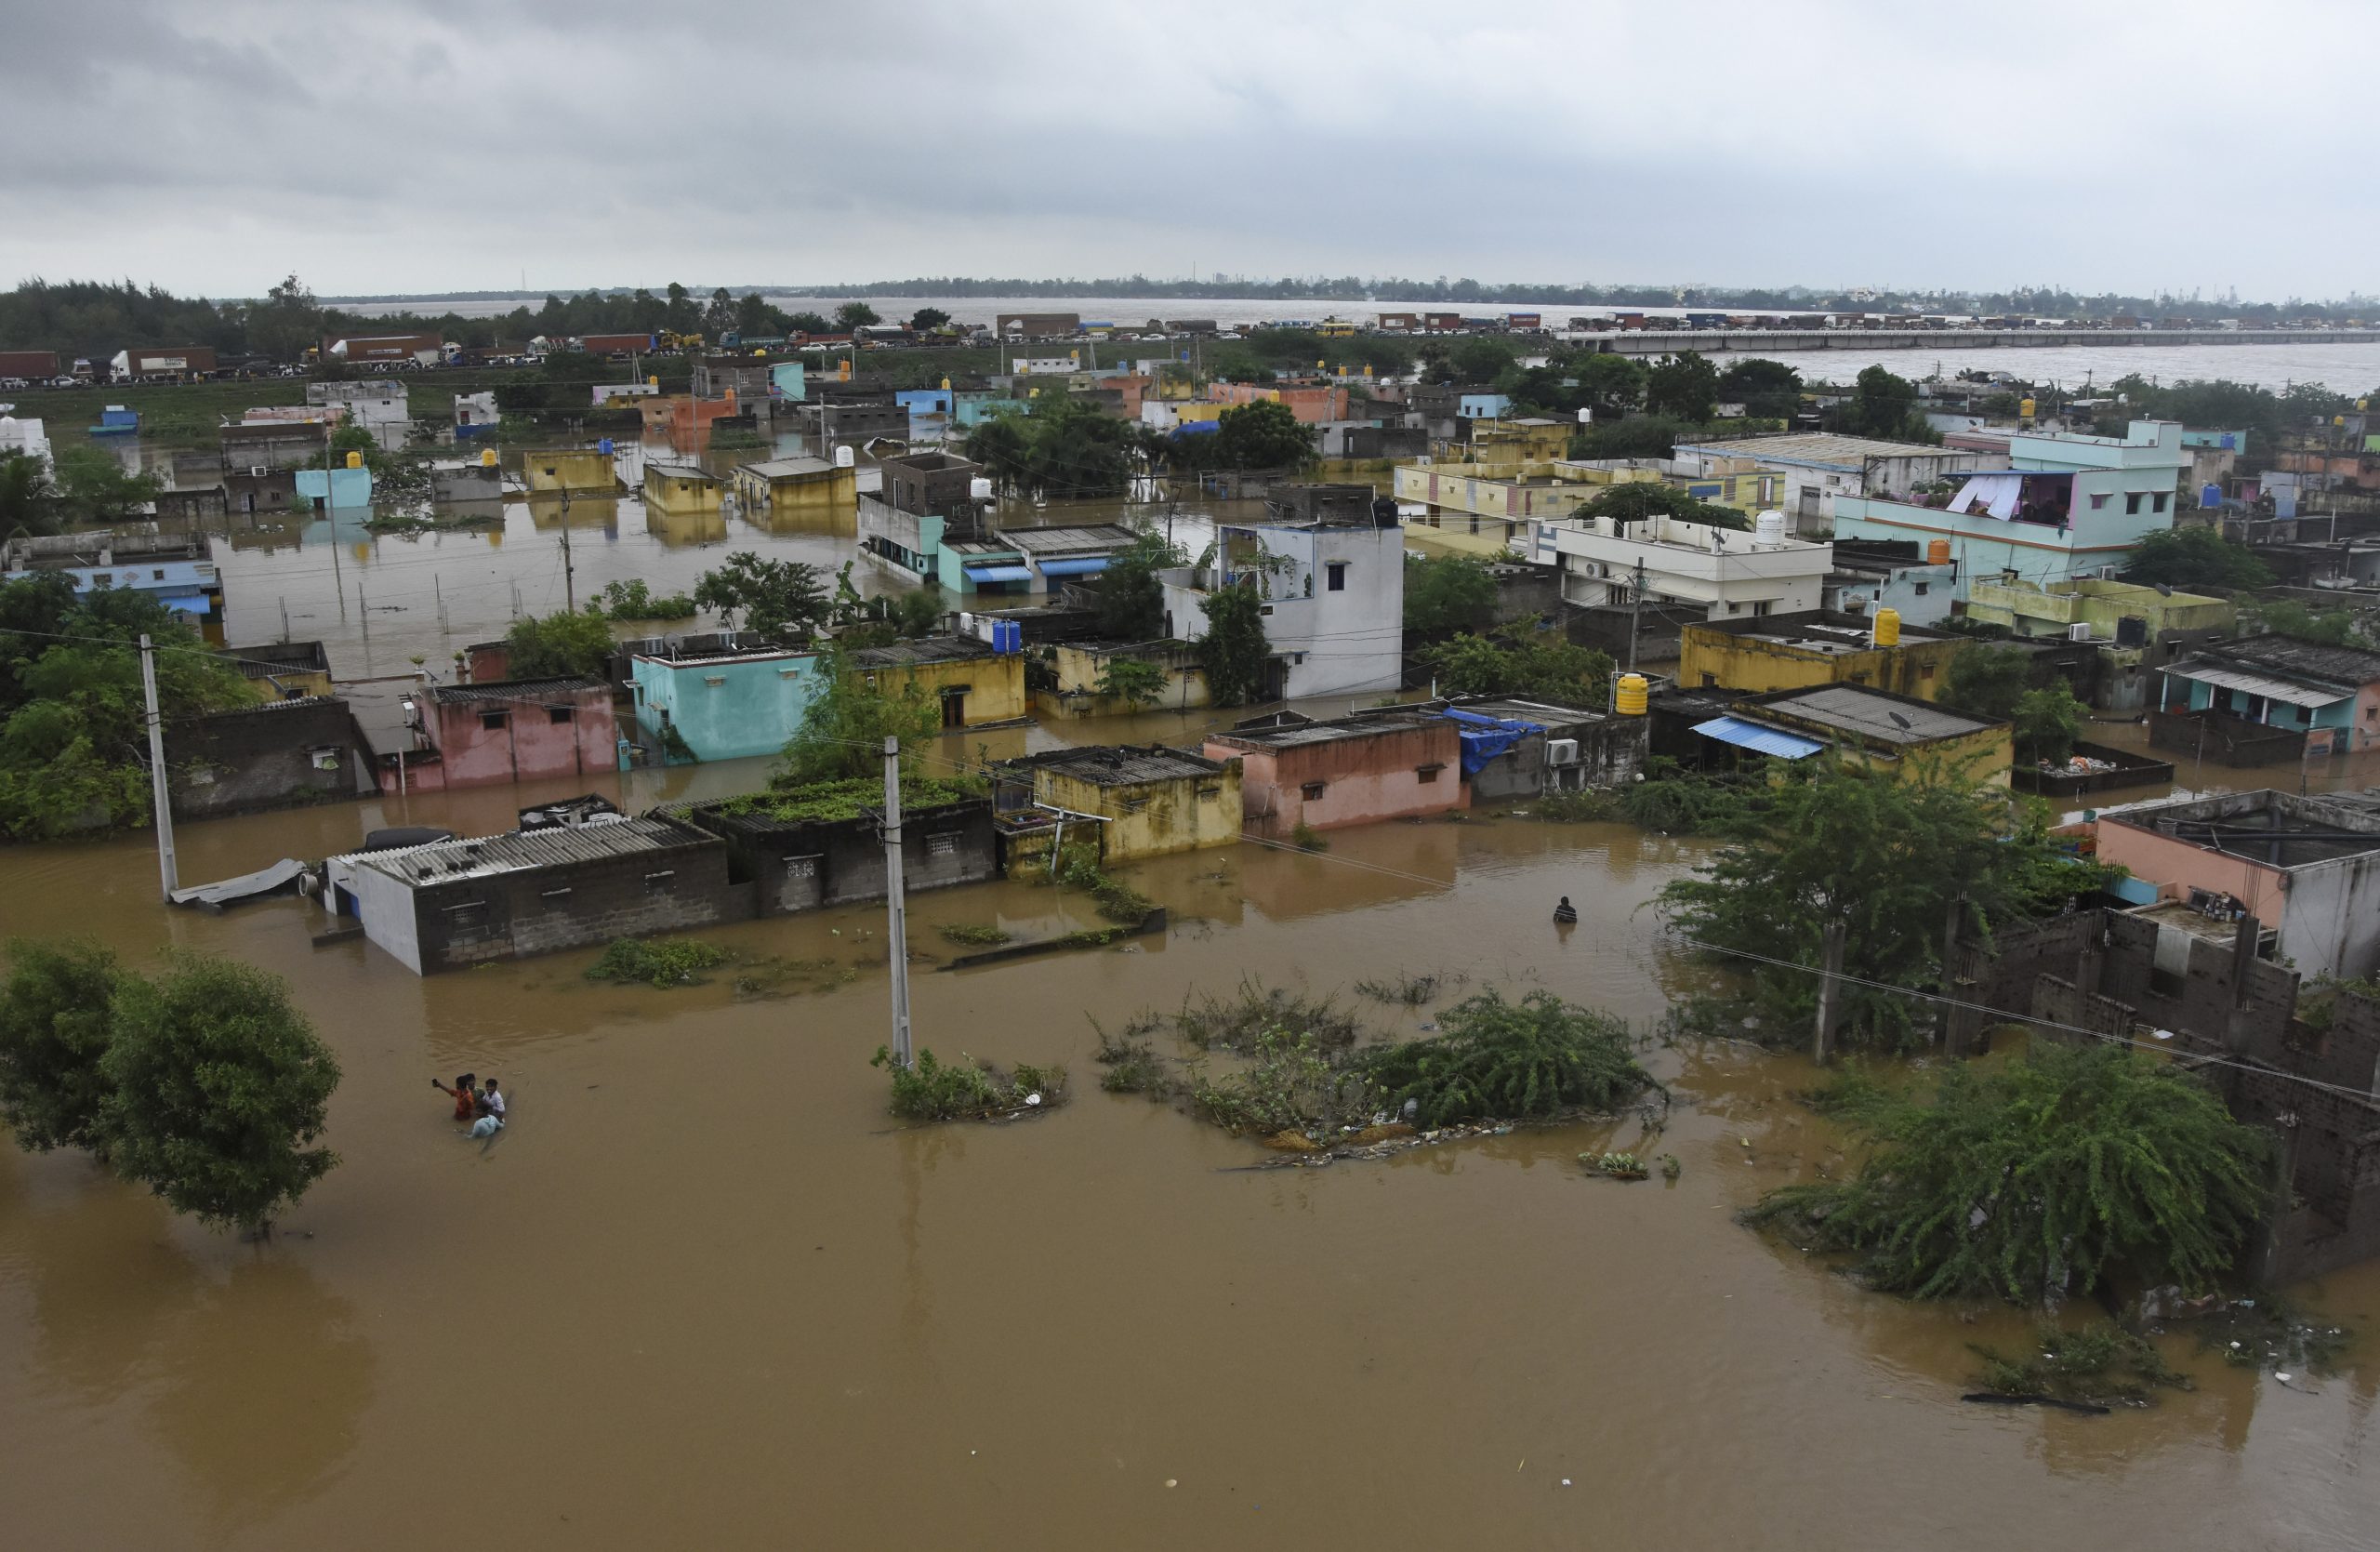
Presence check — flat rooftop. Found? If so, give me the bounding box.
[1692,610,1950,652]
[1211,713,1436,750]
[1001,524,1138,554]
[2103,789,2380,869]
[1748,684,1998,746]
[1032,745,1229,786]
[426,676,605,705]
[1675,431,1968,466]
[737,458,838,479]
[851,634,997,668]
[356,816,712,886]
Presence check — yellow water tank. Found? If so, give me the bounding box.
[1926,537,1951,565]
[1874,607,1902,646]
[1615,673,1648,716]
[2018,397,2036,418]
[940,377,950,391]
[344,450,364,469]
[479,447,497,468]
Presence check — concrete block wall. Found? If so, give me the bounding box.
[684,800,998,916]
[409,841,751,973]
[168,697,375,818]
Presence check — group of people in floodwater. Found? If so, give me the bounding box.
[432,1074,507,1137]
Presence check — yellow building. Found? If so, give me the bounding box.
[1680,611,1965,702]
[222,640,334,698]
[1038,641,1209,720]
[1025,746,1243,861]
[1963,577,2235,641]
[522,446,620,494]
[642,461,723,517]
[1706,683,2011,786]
[731,457,855,522]
[853,635,1027,728]
[1466,418,1573,463]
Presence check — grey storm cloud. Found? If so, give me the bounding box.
[0,0,2363,300]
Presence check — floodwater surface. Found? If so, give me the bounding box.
[2,775,2376,1551]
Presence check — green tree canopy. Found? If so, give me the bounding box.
[964,395,1138,498]
[99,952,341,1233]
[775,642,942,785]
[1831,365,1934,442]
[2122,526,2273,590]
[51,443,165,527]
[1660,762,2106,1050]
[1937,642,2035,722]
[0,450,60,537]
[1576,481,1751,531]
[1571,352,1646,417]
[1197,584,1273,707]
[1209,399,1315,471]
[693,551,831,640]
[1716,357,1802,418]
[1090,528,1185,640]
[1403,553,1501,640]
[0,938,121,1151]
[501,608,615,679]
[1422,630,1613,702]
[1746,1043,2271,1302]
[834,300,881,330]
[909,307,952,332]
[1644,351,1721,421]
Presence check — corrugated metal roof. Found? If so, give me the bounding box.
[1003,524,1138,553]
[2162,659,2352,710]
[1691,716,1824,758]
[1753,684,1995,745]
[356,816,711,885]
[2204,633,2380,688]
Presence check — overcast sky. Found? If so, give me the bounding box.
[0,0,2360,303]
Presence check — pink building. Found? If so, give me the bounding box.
[1204,381,1351,426]
[394,677,619,792]
[1204,714,1463,840]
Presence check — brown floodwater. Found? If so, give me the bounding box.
[3,758,2377,1552]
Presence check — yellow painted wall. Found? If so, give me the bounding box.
[1036,762,1243,861]
[523,448,617,493]
[642,466,723,516]
[1468,422,1571,462]
[732,464,855,519]
[866,654,1028,726]
[1964,578,2235,639]
[1038,643,1209,720]
[1834,723,2013,787]
[1679,624,1964,702]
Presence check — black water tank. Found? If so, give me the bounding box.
[1371,497,1401,528]
[2115,615,2149,648]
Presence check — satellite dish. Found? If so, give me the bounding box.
[2154,582,2173,596]
[1888,711,1912,729]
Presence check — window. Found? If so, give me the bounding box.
[1326,562,1347,591]
[1196,785,1222,801]
[547,706,574,724]
[926,832,958,857]
[2089,492,2109,510]
[152,568,166,581]
[642,869,677,895]
[1301,780,1327,801]
[539,887,573,905]
[1726,602,1741,615]
[1912,582,1929,596]
[1700,672,1717,688]
[1921,663,1937,680]
[1416,763,1443,784]
[2125,492,2143,515]
[782,856,820,879]
[1751,600,1773,617]
[2152,492,2169,512]
[480,710,509,731]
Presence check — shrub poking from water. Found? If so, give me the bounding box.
[1289,820,1329,852]
[1969,1320,2189,1405]
[938,922,1012,947]
[587,937,734,988]
[1354,971,1457,1006]
[1188,1025,1381,1135]
[1533,789,1621,823]
[871,1046,1066,1121]
[1177,976,1362,1053]
[1091,1014,1169,1095]
[1743,1042,2270,1304]
[1051,843,1157,924]
[731,955,857,998]
[1362,988,1657,1128]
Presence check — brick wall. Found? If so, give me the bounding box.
[682,799,997,915]
[168,697,375,818]
[408,837,752,973]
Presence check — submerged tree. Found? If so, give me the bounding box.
[693,551,831,641]
[501,608,615,679]
[1363,988,1658,1128]
[1403,553,1500,641]
[1089,528,1184,640]
[0,938,122,1151]
[1745,1043,2271,1303]
[774,643,942,786]
[1197,583,1273,708]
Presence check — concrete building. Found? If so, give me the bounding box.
[1159,511,1406,701]
[1037,640,1208,720]
[166,696,376,819]
[3,530,224,641]
[2154,633,2380,758]
[2095,790,2380,979]
[1008,746,1244,861]
[676,790,996,916]
[1679,610,1964,700]
[306,379,410,432]
[1382,696,1645,801]
[0,413,53,471]
[1822,538,1962,627]
[522,447,619,494]
[1690,683,2012,784]
[1003,524,1141,588]
[223,639,335,698]
[406,678,620,791]
[220,418,327,473]
[731,457,854,518]
[326,816,741,975]
[1549,510,1832,621]
[1966,577,2235,711]
[630,646,819,763]
[1205,713,1464,839]
[692,355,773,404]
[1671,431,1983,534]
[1831,420,2192,593]
[853,635,1027,728]
[453,391,500,439]
[643,461,724,517]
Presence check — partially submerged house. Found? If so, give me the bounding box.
[1204,713,1464,839]
[1002,746,1243,861]
[629,646,819,763]
[730,457,854,517]
[1159,504,1407,700]
[1687,683,2012,784]
[399,678,621,791]
[1379,696,1646,801]
[326,816,743,975]
[167,696,377,819]
[1678,609,1964,702]
[2093,789,2380,980]
[2153,633,2380,763]
[852,634,1026,728]
[673,789,997,915]
[1036,639,1208,720]
[223,639,334,698]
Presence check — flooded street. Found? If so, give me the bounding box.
[3,778,2375,1550]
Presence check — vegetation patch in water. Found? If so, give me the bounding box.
[870,1046,1066,1121]
[586,937,734,988]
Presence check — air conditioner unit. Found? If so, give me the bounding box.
[1544,738,1580,766]
[249,466,269,477]
[2096,564,2120,579]
[2068,623,2094,642]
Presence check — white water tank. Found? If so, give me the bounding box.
[970,477,995,501]
[1753,509,1787,544]
[833,444,855,469]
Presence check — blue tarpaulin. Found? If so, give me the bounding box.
[1037,556,1110,577]
[1433,709,1546,774]
[1691,716,1823,759]
[963,564,1032,583]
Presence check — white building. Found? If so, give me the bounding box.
[1011,356,1079,377]
[1551,510,1832,620]
[1670,432,1985,536]
[1159,514,1406,700]
[0,413,51,471]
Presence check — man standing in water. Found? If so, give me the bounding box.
[470,1078,506,1137]
[432,1073,477,1123]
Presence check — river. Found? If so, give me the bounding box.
[1,723,2375,1547]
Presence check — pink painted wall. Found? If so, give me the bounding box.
[2094,819,2286,926]
[1206,723,1464,840]
[426,685,618,789]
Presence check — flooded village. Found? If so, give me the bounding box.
[8,13,2380,1549]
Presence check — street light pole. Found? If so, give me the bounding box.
[139,633,178,900]
[880,736,914,1068]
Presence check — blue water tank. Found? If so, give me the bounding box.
[598,438,615,455]
[2200,483,2222,508]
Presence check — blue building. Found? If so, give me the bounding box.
[629,646,821,763]
[1457,392,1513,420]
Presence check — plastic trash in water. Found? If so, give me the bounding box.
[1025,1093,1042,1107]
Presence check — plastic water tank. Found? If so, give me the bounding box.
[598,438,615,455]
[1615,674,1648,715]
[1926,537,1951,565]
[344,450,364,469]
[834,445,855,469]
[479,448,497,468]
[1873,607,1902,646]
[970,477,995,501]
[1753,510,1786,544]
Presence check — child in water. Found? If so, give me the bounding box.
[431,1073,477,1123]
[469,1078,507,1138]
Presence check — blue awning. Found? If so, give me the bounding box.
[1037,556,1110,577]
[1691,716,1823,759]
[963,564,1032,583]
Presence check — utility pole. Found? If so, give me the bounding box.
[880,736,914,1068]
[1812,918,1847,1066]
[139,634,178,900]
[1626,556,1648,673]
